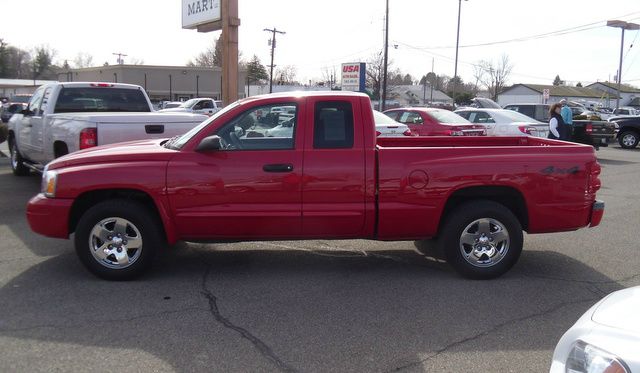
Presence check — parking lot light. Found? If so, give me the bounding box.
[606,20,640,110]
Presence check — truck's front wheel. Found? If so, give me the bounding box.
[74,199,163,280]
[439,200,523,279]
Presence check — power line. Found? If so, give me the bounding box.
[399,12,640,50]
[263,27,286,93]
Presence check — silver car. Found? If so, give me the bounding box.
[550,286,640,373]
[455,108,549,137]
[373,110,411,137]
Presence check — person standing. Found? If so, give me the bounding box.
[548,103,568,140]
[559,99,573,140]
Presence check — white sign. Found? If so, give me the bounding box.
[543,88,550,99]
[341,63,366,92]
[182,0,221,29]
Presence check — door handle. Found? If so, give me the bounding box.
[263,163,294,173]
[145,124,164,134]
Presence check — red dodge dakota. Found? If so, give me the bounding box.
[27,91,604,280]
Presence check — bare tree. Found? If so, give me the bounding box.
[129,57,145,65]
[476,54,513,101]
[187,37,223,67]
[73,52,94,68]
[274,65,297,84]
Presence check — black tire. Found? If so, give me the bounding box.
[74,199,164,280]
[438,200,523,280]
[9,137,30,176]
[618,130,639,149]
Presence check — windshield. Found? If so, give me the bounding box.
[179,99,199,109]
[495,110,538,123]
[168,101,242,150]
[427,109,470,124]
[54,87,151,113]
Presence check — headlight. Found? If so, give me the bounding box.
[565,340,629,373]
[41,170,58,198]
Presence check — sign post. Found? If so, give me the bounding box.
[182,0,239,105]
[543,88,550,104]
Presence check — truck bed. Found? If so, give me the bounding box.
[375,136,598,240]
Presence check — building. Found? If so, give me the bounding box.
[586,81,640,108]
[388,84,452,106]
[58,64,247,104]
[497,84,618,107]
[0,79,58,98]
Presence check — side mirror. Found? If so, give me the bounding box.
[196,135,222,152]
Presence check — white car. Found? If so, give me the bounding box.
[550,286,640,373]
[455,108,549,137]
[373,110,411,137]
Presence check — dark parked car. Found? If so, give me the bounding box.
[504,103,550,122]
[611,116,640,149]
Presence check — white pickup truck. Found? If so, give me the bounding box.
[7,82,207,175]
[158,97,223,116]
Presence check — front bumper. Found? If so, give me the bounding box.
[26,194,74,239]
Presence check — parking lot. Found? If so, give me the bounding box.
[0,142,638,372]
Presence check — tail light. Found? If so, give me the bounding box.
[375,130,382,136]
[585,123,593,133]
[79,128,97,149]
[588,161,601,194]
[89,83,114,88]
[518,126,536,135]
[403,129,412,136]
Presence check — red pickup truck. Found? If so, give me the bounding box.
[27,91,604,280]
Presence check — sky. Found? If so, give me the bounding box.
[1,0,639,88]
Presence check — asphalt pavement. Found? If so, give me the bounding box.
[0,144,639,372]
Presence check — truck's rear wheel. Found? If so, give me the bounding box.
[618,131,639,149]
[439,200,523,279]
[9,138,30,176]
[74,199,163,280]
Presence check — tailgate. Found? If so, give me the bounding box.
[97,119,202,145]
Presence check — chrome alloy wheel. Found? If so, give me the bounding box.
[89,217,143,269]
[622,134,637,147]
[459,218,510,268]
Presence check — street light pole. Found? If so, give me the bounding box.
[452,0,467,107]
[607,20,640,110]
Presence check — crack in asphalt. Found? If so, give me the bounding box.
[385,297,598,373]
[199,264,297,373]
[0,306,208,333]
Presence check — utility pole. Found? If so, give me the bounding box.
[264,27,286,93]
[112,52,127,65]
[381,0,389,111]
[453,0,467,107]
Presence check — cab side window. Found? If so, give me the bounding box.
[27,87,45,116]
[314,101,354,149]
[215,103,298,150]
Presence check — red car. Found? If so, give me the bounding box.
[384,107,486,136]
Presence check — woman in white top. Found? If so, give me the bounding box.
[548,103,567,140]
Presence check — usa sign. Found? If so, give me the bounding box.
[341,62,366,92]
